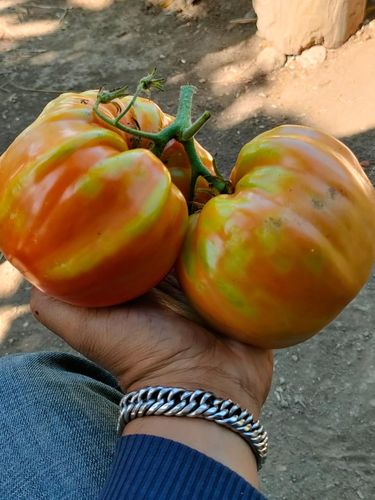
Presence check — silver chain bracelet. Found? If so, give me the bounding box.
[117,386,268,470]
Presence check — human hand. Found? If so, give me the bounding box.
[30,275,273,418]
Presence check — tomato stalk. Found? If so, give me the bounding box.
[114,72,164,126]
[180,112,211,141]
[94,72,233,203]
[149,85,210,155]
[94,70,165,143]
[183,139,231,201]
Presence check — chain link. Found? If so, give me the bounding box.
[118,386,268,469]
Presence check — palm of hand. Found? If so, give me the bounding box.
[31,276,273,416]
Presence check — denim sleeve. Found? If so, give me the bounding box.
[99,434,267,499]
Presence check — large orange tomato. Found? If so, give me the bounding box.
[177,125,375,348]
[0,91,188,307]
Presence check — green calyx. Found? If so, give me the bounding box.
[93,70,232,205]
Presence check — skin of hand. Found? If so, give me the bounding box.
[30,275,273,486]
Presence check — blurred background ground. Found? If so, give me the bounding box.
[0,1,374,499]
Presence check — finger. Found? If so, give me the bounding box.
[30,288,108,358]
[29,287,180,368]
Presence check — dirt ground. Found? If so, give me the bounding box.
[0,1,374,499]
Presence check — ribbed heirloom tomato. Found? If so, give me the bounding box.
[0,91,189,307]
[2,79,374,350]
[177,125,375,348]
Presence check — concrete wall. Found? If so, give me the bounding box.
[253,0,367,54]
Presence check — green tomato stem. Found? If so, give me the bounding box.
[114,93,139,125]
[93,99,160,140]
[114,71,165,125]
[93,74,232,202]
[180,111,211,141]
[183,139,229,199]
[174,85,196,129]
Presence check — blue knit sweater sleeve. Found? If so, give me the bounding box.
[99,435,267,499]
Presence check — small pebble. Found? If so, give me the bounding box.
[298,45,327,68]
[294,395,306,408]
[256,46,286,72]
[276,465,287,472]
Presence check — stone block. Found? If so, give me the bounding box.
[253,0,366,54]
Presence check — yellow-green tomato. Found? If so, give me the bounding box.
[177,125,375,348]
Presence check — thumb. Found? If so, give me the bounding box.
[30,287,144,369]
[29,287,178,382]
[30,287,104,358]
